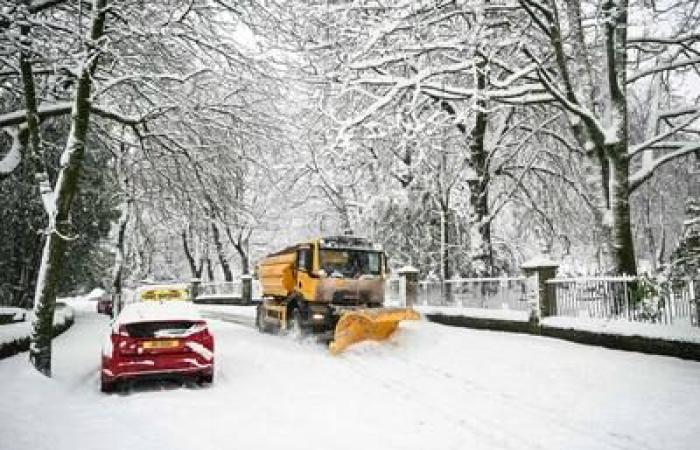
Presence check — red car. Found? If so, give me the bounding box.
[101,302,214,392]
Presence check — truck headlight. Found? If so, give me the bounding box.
[312,313,325,320]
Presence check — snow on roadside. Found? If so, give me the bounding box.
[542,316,700,344]
[416,305,530,321]
[416,305,700,344]
[0,306,29,322]
[196,303,257,318]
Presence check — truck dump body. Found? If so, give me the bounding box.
[255,236,419,354]
[257,252,296,298]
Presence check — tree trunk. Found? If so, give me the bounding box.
[211,223,233,282]
[225,226,250,275]
[15,6,43,309]
[466,67,493,276]
[609,154,637,275]
[604,0,636,276]
[182,229,203,279]
[111,198,130,317]
[205,258,215,282]
[233,240,250,275]
[439,204,450,281]
[642,198,657,273]
[30,0,107,376]
[433,86,492,276]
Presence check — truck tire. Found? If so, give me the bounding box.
[256,304,272,333]
[288,308,306,340]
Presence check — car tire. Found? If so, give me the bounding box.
[100,378,116,394]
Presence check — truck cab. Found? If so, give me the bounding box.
[255,236,389,336]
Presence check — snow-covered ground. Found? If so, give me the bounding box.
[542,316,700,344]
[1,298,699,450]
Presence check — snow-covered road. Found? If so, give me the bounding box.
[1,299,699,450]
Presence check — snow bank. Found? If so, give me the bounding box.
[0,306,29,323]
[542,316,700,344]
[417,305,700,345]
[416,305,530,322]
[85,288,105,299]
[0,306,74,347]
[196,304,257,318]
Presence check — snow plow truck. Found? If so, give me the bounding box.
[255,236,419,354]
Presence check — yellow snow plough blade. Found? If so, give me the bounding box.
[329,308,420,355]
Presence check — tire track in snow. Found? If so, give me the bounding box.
[338,348,540,450]
[340,330,653,450]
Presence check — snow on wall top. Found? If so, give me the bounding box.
[521,254,560,269]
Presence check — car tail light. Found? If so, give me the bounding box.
[114,326,139,356]
[187,321,213,349]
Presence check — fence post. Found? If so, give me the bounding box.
[398,266,419,307]
[241,274,253,304]
[521,256,560,327]
[189,278,201,302]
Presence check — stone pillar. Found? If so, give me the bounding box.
[521,256,559,326]
[241,274,253,305]
[397,266,419,307]
[190,278,201,303]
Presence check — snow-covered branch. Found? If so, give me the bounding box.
[0,102,146,128]
[629,110,700,157]
[629,142,700,191]
[628,57,700,84]
[92,69,211,99]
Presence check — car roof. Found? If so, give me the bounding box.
[115,301,202,326]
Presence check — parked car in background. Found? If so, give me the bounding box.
[96,295,113,317]
[100,302,214,392]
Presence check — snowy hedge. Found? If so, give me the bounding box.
[0,305,75,359]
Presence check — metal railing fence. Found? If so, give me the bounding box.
[417,277,529,310]
[546,277,699,326]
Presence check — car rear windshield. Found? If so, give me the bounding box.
[124,321,197,338]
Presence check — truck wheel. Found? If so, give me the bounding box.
[256,304,271,333]
[289,308,305,340]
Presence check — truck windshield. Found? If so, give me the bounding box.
[319,249,382,278]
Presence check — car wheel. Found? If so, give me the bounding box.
[100,378,116,394]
